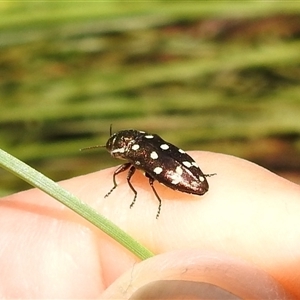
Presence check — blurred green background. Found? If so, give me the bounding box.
[1,1,300,196]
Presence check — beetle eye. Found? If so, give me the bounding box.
[106,134,116,151]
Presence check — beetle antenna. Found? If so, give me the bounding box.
[80,145,105,151]
[81,124,113,151]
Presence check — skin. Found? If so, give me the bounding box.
[0,151,299,299]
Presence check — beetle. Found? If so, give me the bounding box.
[81,128,215,218]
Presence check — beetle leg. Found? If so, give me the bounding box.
[105,163,131,198]
[127,165,138,209]
[203,173,217,177]
[146,173,162,219]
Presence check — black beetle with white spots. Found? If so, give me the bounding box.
[81,129,215,219]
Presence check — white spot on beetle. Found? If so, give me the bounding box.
[183,161,192,168]
[153,167,163,174]
[132,144,140,151]
[192,161,199,168]
[178,148,185,154]
[176,166,183,175]
[150,151,158,159]
[199,176,205,182]
[160,144,169,150]
[139,131,145,133]
[191,181,198,187]
[135,161,141,166]
[112,148,125,154]
[167,170,181,185]
[145,135,154,139]
[171,177,181,185]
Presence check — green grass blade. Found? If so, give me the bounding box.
[0,148,154,260]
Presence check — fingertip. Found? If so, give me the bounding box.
[101,249,292,299]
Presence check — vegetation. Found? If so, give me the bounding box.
[1,2,300,195]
